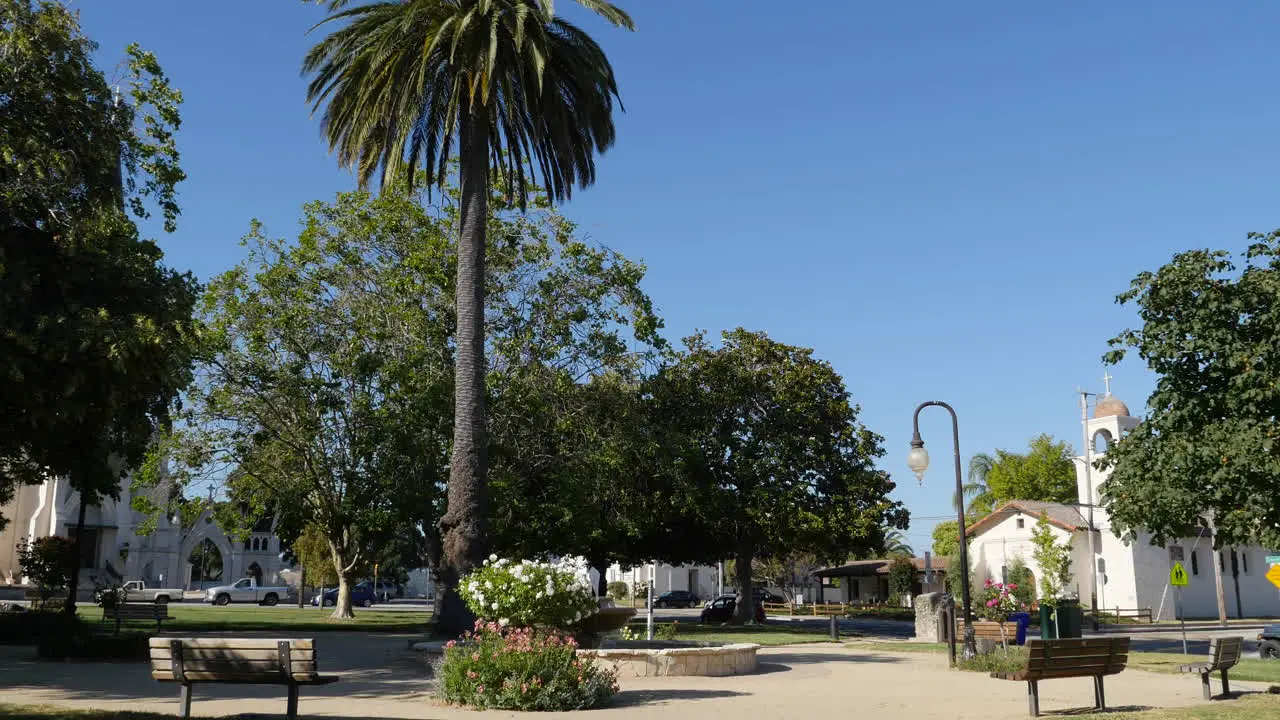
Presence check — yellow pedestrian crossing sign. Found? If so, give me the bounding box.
[1170,562,1189,587]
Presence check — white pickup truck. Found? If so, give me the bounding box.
[204,577,292,606]
[94,580,184,605]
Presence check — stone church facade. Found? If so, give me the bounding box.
[1,475,286,592]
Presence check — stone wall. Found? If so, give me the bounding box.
[577,643,759,677]
[914,592,945,642]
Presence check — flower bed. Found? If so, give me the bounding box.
[439,621,618,711]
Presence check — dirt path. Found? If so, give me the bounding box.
[0,637,1265,718]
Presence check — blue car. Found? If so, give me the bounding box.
[311,581,378,607]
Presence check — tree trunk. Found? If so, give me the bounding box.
[437,108,491,638]
[64,492,89,616]
[734,545,755,624]
[591,558,609,598]
[332,571,355,620]
[327,538,355,619]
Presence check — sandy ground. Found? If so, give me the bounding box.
[0,634,1269,719]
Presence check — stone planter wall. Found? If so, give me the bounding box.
[576,642,759,677]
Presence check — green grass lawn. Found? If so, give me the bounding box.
[1069,694,1280,720]
[841,641,1280,684]
[76,603,432,633]
[627,620,837,647]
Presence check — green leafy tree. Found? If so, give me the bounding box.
[982,434,1077,508]
[655,329,907,623]
[887,556,916,602]
[16,536,77,606]
[931,520,961,558]
[295,524,341,589]
[0,0,196,613]
[1030,514,1073,603]
[303,0,634,635]
[1099,230,1280,549]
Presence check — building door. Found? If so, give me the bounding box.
[68,527,99,569]
[688,569,699,596]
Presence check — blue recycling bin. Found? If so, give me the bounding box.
[1009,612,1031,646]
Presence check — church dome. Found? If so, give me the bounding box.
[1094,394,1130,419]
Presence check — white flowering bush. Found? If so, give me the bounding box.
[460,555,598,630]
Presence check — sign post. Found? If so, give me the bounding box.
[1170,561,1189,655]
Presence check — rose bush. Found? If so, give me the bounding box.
[976,579,1027,650]
[439,620,619,710]
[460,555,597,630]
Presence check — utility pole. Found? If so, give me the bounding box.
[1078,389,1099,626]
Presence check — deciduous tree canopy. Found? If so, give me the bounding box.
[1100,230,1280,549]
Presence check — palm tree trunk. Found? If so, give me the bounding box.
[436,108,490,637]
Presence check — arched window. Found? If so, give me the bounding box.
[189,539,224,583]
[1092,429,1113,454]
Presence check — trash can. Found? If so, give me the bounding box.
[1009,612,1031,645]
[1039,605,1057,639]
[1056,600,1083,639]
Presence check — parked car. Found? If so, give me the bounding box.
[312,580,380,607]
[654,590,701,608]
[1259,624,1280,659]
[742,587,787,605]
[204,578,292,606]
[95,580,184,605]
[700,594,765,623]
[373,580,401,602]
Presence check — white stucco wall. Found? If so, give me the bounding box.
[968,513,1080,603]
[605,563,722,600]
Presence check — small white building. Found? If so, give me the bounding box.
[966,388,1280,620]
[602,562,723,600]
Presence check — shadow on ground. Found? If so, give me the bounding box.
[611,689,749,707]
[763,652,904,666]
[1040,706,1153,716]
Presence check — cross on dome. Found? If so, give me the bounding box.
[1101,371,1113,397]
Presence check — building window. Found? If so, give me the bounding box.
[1219,552,1225,574]
[244,538,251,550]
[1191,550,1199,575]
[1241,551,1249,575]
[1016,518,1025,529]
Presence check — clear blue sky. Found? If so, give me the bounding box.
[76,1,1280,555]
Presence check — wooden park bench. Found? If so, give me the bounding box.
[102,602,173,632]
[149,637,339,719]
[990,637,1130,717]
[1178,636,1243,699]
[949,619,1020,646]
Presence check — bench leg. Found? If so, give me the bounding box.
[1027,680,1040,717]
[1200,672,1212,700]
[1221,669,1230,698]
[178,683,192,719]
[1094,676,1106,711]
[286,683,299,719]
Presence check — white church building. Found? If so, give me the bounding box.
[1,474,287,593]
[967,386,1280,620]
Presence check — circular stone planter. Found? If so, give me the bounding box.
[577,640,760,677]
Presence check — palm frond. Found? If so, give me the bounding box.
[304,0,631,207]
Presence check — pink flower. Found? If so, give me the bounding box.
[477,685,485,693]
[985,579,994,587]
[471,652,481,661]
[1007,583,1017,590]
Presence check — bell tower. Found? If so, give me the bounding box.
[1078,373,1140,508]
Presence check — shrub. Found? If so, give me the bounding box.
[655,621,679,640]
[606,581,629,600]
[976,579,1027,649]
[0,611,78,646]
[957,645,1028,674]
[460,555,597,631]
[1005,558,1036,609]
[439,621,618,710]
[634,583,648,601]
[887,556,917,600]
[17,536,77,604]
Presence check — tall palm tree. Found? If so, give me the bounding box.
[883,528,913,558]
[304,0,633,632]
[956,452,995,516]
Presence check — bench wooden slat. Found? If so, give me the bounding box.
[152,671,334,684]
[151,660,317,675]
[149,637,314,650]
[150,648,317,662]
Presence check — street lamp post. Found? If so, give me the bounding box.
[907,401,976,660]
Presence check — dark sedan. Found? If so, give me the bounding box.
[654,590,701,609]
[700,594,765,623]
